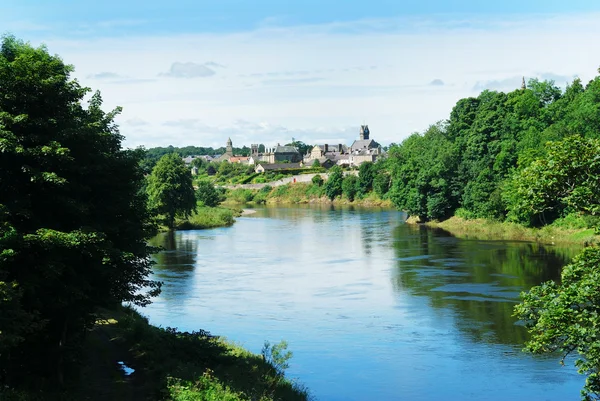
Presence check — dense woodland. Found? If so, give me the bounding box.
[384,74,600,228]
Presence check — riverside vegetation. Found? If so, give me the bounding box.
[0,36,308,401]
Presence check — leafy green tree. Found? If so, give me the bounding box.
[358,162,375,195]
[373,172,391,197]
[342,175,359,202]
[312,159,321,168]
[312,174,324,186]
[505,136,600,226]
[515,246,600,400]
[147,153,197,230]
[324,166,343,200]
[387,123,459,221]
[195,180,221,207]
[0,35,159,383]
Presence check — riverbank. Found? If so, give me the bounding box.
[0,306,310,401]
[411,216,599,246]
[224,182,392,208]
[172,206,240,230]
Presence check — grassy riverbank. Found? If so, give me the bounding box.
[1,306,310,401]
[414,215,599,246]
[224,183,392,207]
[174,206,240,230]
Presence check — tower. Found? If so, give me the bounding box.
[360,125,370,140]
[226,137,233,154]
[521,77,526,90]
[251,144,258,156]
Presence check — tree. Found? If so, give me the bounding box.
[147,153,197,230]
[342,175,359,202]
[324,166,343,200]
[358,162,375,194]
[312,174,324,187]
[0,35,160,383]
[515,246,600,400]
[196,180,221,207]
[373,172,390,197]
[312,159,321,168]
[504,136,600,226]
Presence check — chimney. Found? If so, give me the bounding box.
[324,144,329,153]
[338,144,342,152]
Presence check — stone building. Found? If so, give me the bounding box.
[216,137,235,162]
[251,143,301,164]
[349,125,383,166]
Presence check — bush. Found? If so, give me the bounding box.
[227,189,255,203]
[196,180,221,207]
[324,166,343,200]
[312,175,324,186]
[342,175,359,202]
[176,207,234,229]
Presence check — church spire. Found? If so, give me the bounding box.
[521,76,526,90]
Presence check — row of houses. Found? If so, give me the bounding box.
[184,125,384,174]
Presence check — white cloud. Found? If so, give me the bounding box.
[28,12,600,148]
[87,72,123,79]
[160,62,217,78]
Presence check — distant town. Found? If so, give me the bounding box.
[182,125,385,174]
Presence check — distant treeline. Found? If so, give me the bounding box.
[383,74,600,227]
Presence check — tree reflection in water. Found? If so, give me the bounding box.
[390,223,580,345]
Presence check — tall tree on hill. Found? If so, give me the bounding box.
[0,35,160,384]
[147,153,196,229]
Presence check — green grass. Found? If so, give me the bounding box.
[175,207,236,230]
[113,306,311,401]
[423,216,599,246]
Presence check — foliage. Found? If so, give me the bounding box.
[0,35,160,386]
[311,174,324,187]
[373,170,391,197]
[113,307,310,401]
[358,162,376,195]
[175,207,235,230]
[387,123,459,221]
[342,175,359,202]
[505,136,600,226]
[515,247,600,400]
[312,159,321,168]
[262,340,293,377]
[226,189,256,204]
[383,72,600,224]
[324,166,343,200]
[196,180,222,207]
[147,153,197,230]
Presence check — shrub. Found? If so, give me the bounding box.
[312,175,324,186]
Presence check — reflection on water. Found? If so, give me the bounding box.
[390,224,579,345]
[142,206,584,401]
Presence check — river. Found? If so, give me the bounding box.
[144,205,584,401]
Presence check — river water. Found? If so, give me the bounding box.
[144,205,584,401]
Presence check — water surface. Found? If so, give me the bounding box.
[144,205,584,401]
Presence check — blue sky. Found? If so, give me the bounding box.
[6,0,600,35]
[3,1,600,148]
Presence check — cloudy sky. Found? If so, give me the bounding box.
[3,0,600,149]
